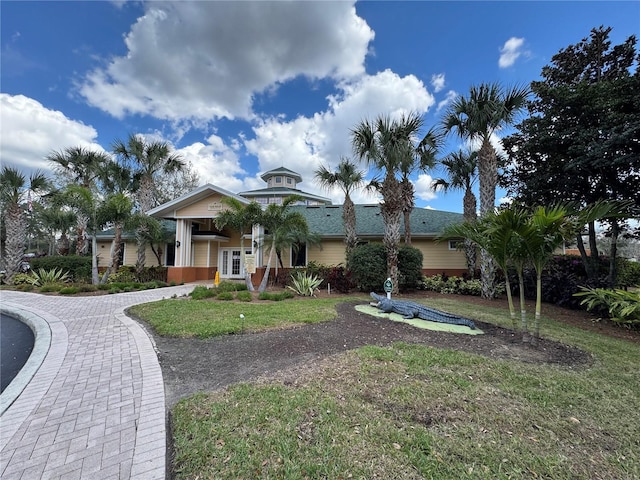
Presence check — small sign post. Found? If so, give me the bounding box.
[383,277,393,300]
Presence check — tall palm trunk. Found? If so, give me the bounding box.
[3,204,26,285]
[401,177,414,245]
[518,269,529,343]
[462,187,477,277]
[108,223,124,276]
[343,196,357,259]
[258,240,276,293]
[135,177,154,274]
[381,175,403,294]
[607,220,619,288]
[57,232,70,255]
[478,138,498,298]
[75,213,89,255]
[135,227,148,275]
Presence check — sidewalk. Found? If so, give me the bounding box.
[0,285,196,479]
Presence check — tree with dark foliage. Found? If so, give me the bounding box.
[502,26,640,286]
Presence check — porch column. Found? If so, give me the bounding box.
[175,219,193,267]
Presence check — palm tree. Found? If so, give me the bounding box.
[257,195,309,293]
[0,167,49,284]
[64,185,106,284]
[442,83,529,298]
[433,149,479,277]
[47,147,112,255]
[439,211,522,332]
[524,201,627,344]
[98,193,133,277]
[521,206,570,344]
[112,134,184,274]
[351,113,430,293]
[399,127,439,245]
[314,158,365,260]
[215,197,263,291]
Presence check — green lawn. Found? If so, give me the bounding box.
[135,294,640,479]
[128,297,342,337]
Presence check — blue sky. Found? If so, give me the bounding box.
[2,1,638,212]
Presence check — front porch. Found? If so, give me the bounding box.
[167,266,268,288]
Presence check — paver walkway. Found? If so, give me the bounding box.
[0,285,196,480]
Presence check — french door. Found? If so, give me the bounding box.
[220,249,242,278]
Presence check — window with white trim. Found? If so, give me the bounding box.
[448,240,462,251]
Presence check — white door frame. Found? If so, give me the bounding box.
[218,248,243,279]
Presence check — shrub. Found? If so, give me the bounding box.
[15,284,34,292]
[136,266,168,283]
[30,267,71,286]
[421,274,488,296]
[348,243,387,292]
[217,292,234,301]
[59,286,80,295]
[348,243,424,292]
[236,291,253,302]
[78,284,98,293]
[304,262,352,293]
[513,255,609,309]
[30,255,91,282]
[12,273,34,285]
[107,269,137,284]
[216,281,248,293]
[617,258,640,288]
[574,287,640,326]
[190,285,217,300]
[398,246,423,291]
[258,291,294,301]
[324,265,353,293]
[287,271,323,296]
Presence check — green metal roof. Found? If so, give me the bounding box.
[291,205,463,237]
[260,167,303,183]
[95,220,177,240]
[238,187,331,204]
[98,206,462,240]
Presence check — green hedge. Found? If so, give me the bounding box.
[30,255,91,282]
[348,243,424,292]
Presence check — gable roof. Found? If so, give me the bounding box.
[291,204,463,238]
[147,183,249,218]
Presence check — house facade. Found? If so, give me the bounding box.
[96,168,468,284]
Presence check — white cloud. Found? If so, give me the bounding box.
[0,94,105,179]
[499,37,525,68]
[436,90,458,112]
[79,1,374,123]
[244,70,436,204]
[431,73,445,93]
[414,174,437,202]
[498,195,514,206]
[175,134,247,193]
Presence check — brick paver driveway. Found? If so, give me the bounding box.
[0,285,195,480]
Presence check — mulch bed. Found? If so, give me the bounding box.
[137,292,640,408]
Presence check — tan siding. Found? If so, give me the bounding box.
[413,239,467,269]
[96,241,112,267]
[176,193,229,217]
[308,240,346,266]
[192,242,211,267]
[120,242,158,267]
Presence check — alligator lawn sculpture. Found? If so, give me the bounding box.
[370,292,476,330]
